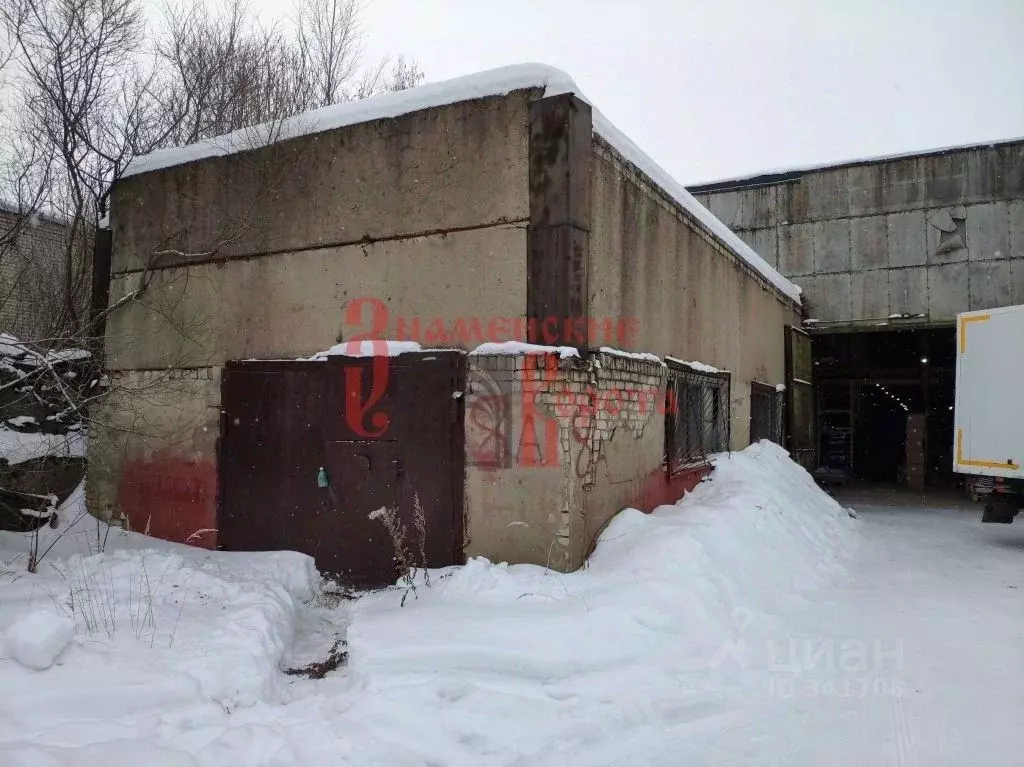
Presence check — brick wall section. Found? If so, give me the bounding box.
[465,350,668,571]
[0,209,67,340]
[0,208,93,342]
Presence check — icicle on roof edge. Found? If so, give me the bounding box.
[123,63,801,304]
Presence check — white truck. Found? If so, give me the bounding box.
[954,304,1024,523]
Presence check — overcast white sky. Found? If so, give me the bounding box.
[350,0,1024,184]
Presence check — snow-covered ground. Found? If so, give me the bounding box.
[0,427,85,465]
[1,444,1021,765]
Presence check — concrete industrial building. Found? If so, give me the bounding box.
[88,65,804,584]
[690,138,1024,488]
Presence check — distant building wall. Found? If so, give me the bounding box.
[0,208,78,341]
[690,140,1024,325]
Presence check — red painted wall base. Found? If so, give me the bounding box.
[118,453,218,548]
[629,464,712,513]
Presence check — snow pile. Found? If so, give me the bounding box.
[326,443,854,763]
[0,443,856,764]
[4,610,75,670]
[0,490,319,759]
[351,442,849,676]
[0,544,317,706]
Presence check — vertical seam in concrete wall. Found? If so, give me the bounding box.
[527,94,593,348]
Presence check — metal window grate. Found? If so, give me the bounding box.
[665,364,731,475]
[749,381,784,445]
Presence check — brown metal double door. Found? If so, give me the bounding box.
[219,353,465,588]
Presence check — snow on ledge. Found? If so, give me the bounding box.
[470,341,579,360]
[123,63,800,305]
[305,340,424,359]
[598,347,665,365]
[665,357,724,374]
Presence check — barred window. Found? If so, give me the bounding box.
[749,381,784,445]
[665,363,731,475]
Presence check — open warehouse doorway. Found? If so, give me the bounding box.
[812,327,956,490]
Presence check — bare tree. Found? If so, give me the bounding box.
[0,0,172,338]
[0,0,426,567]
[294,0,361,107]
[156,0,316,145]
[353,54,424,100]
[157,0,424,147]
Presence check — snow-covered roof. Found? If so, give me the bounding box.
[688,134,1024,193]
[124,63,801,304]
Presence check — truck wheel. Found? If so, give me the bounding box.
[982,495,1017,524]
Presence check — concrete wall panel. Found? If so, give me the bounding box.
[696,139,1024,323]
[813,219,852,273]
[806,168,851,222]
[887,210,927,268]
[105,226,528,369]
[966,202,1010,260]
[848,164,883,217]
[739,185,779,229]
[1013,261,1024,305]
[889,267,928,315]
[87,369,221,541]
[964,147,1004,203]
[784,179,810,224]
[882,157,924,211]
[805,273,851,321]
[778,223,815,275]
[588,144,798,444]
[737,228,778,269]
[969,260,1014,311]
[706,190,743,230]
[923,152,968,204]
[851,214,887,270]
[111,90,536,273]
[927,263,968,320]
[1001,144,1024,197]
[851,269,889,319]
[1010,201,1024,259]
